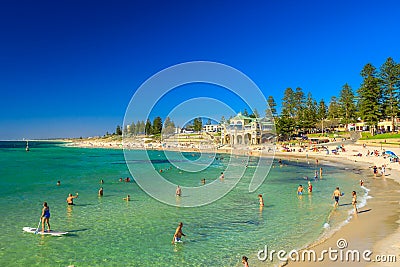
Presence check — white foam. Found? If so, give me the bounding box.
[323,223,330,228]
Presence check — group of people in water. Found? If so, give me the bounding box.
[40,177,134,233]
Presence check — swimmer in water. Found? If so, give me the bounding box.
[98,187,103,196]
[308,181,312,193]
[171,222,185,244]
[220,172,224,181]
[176,185,181,197]
[297,185,304,195]
[56,180,61,186]
[332,187,342,208]
[123,194,130,201]
[66,193,78,205]
[360,179,364,186]
[242,256,249,267]
[258,194,264,207]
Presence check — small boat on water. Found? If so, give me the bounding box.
[26,140,29,151]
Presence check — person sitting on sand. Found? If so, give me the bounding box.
[176,185,182,196]
[297,185,304,195]
[66,193,78,205]
[352,191,358,214]
[123,195,130,201]
[98,187,103,196]
[258,194,264,207]
[172,222,186,244]
[332,187,342,208]
[242,256,249,267]
[41,202,51,233]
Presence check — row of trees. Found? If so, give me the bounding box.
[267,57,399,139]
[114,117,176,136]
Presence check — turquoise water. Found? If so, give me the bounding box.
[0,141,364,267]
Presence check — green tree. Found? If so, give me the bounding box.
[276,115,296,140]
[301,92,317,132]
[357,63,382,134]
[193,117,203,132]
[380,57,400,132]
[281,88,295,117]
[129,122,136,135]
[294,87,305,119]
[152,116,163,134]
[115,125,122,135]
[317,99,328,133]
[145,119,152,135]
[242,109,249,117]
[338,83,356,130]
[267,95,277,117]
[327,96,340,119]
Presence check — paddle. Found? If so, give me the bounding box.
[34,218,41,234]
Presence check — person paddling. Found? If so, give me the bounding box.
[41,202,51,233]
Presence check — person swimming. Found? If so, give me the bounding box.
[66,193,78,205]
[172,222,186,244]
[297,185,304,195]
[332,187,342,207]
[123,195,130,201]
[258,194,264,207]
[176,185,182,196]
[242,256,249,267]
[308,181,312,193]
[98,187,103,196]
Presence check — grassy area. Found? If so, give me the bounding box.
[360,132,400,140]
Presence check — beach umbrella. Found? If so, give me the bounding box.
[385,150,398,158]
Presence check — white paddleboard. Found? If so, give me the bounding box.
[23,227,68,236]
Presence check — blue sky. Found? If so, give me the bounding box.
[1,0,399,139]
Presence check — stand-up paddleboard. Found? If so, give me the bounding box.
[23,227,68,236]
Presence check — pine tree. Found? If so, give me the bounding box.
[193,117,203,132]
[317,99,327,133]
[357,63,382,134]
[380,57,400,132]
[281,88,295,117]
[301,92,317,132]
[327,96,340,119]
[266,96,277,117]
[115,125,122,135]
[145,119,152,135]
[338,83,356,130]
[152,117,163,134]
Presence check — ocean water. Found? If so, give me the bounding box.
[0,141,366,267]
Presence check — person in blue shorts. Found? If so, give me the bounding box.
[297,185,304,195]
[172,222,185,244]
[41,202,51,233]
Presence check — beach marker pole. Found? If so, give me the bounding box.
[34,218,41,234]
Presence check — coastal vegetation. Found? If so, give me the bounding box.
[108,57,399,143]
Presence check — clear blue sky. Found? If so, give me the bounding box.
[1,0,399,139]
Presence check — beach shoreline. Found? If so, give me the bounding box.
[64,138,400,266]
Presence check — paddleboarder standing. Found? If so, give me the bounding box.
[41,202,51,233]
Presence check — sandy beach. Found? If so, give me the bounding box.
[66,138,400,266]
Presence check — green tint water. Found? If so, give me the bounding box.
[0,142,363,267]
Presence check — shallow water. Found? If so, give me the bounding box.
[0,141,363,266]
